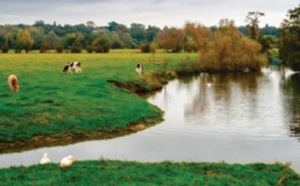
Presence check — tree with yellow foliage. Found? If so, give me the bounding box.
[185,20,266,72]
[16,29,34,53]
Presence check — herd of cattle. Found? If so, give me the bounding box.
[7,62,143,92]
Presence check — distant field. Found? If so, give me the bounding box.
[0,49,198,152]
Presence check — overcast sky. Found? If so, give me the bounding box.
[0,0,299,28]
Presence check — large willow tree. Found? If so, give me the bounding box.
[279,4,300,70]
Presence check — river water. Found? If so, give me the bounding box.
[1,68,300,172]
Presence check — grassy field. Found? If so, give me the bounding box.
[0,160,299,185]
[0,49,197,152]
[1,50,300,185]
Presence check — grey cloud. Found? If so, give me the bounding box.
[0,0,299,27]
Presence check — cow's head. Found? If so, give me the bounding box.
[62,65,69,72]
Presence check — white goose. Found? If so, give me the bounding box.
[40,153,51,164]
[60,155,75,168]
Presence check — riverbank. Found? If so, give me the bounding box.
[0,159,299,185]
[0,49,268,153]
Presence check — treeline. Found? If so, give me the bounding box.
[279,4,300,70]
[0,20,279,54]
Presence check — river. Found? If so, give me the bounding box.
[1,67,300,172]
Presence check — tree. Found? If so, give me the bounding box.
[28,26,44,49]
[257,35,275,63]
[43,30,59,49]
[63,33,76,49]
[107,21,119,32]
[155,26,185,53]
[86,21,96,28]
[187,19,266,71]
[111,32,124,49]
[146,25,161,42]
[119,32,133,48]
[2,25,19,49]
[245,11,265,40]
[246,11,274,63]
[92,37,111,53]
[130,23,146,47]
[212,19,266,71]
[279,4,300,70]
[184,22,211,53]
[93,28,112,44]
[16,29,34,53]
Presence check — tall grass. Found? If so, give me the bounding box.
[0,50,198,152]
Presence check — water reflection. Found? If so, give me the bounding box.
[183,72,262,122]
[281,72,300,136]
[1,68,300,173]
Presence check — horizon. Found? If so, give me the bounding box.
[0,19,281,29]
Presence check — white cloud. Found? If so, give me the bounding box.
[0,0,299,27]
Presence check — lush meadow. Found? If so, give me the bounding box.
[1,50,300,185]
[0,50,197,152]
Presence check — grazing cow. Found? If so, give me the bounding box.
[63,61,82,74]
[7,74,19,92]
[136,64,143,75]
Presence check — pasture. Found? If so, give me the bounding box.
[1,50,300,185]
[0,50,197,152]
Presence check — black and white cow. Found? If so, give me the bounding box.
[135,64,143,75]
[63,62,82,74]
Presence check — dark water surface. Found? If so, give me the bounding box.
[1,68,300,172]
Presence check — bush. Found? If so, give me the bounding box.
[93,45,110,53]
[1,44,9,53]
[15,48,21,53]
[112,40,124,49]
[140,42,158,53]
[40,44,48,53]
[184,42,198,53]
[55,46,64,53]
[92,38,111,53]
[70,45,82,53]
[140,43,151,53]
[85,45,93,53]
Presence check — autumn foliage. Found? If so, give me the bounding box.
[185,20,266,72]
[156,26,185,53]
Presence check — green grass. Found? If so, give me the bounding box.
[0,160,299,185]
[0,49,198,152]
[1,50,299,185]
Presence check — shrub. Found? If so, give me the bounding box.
[112,40,124,49]
[1,44,9,53]
[92,38,111,53]
[149,42,158,53]
[70,45,82,53]
[140,42,151,53]
[140,42,158,53]
[85,45,93,53]
[15,48,21,53]
[55,46,64,53]
[40,44,48,53]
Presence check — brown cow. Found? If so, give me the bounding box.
[7,74,19,92]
